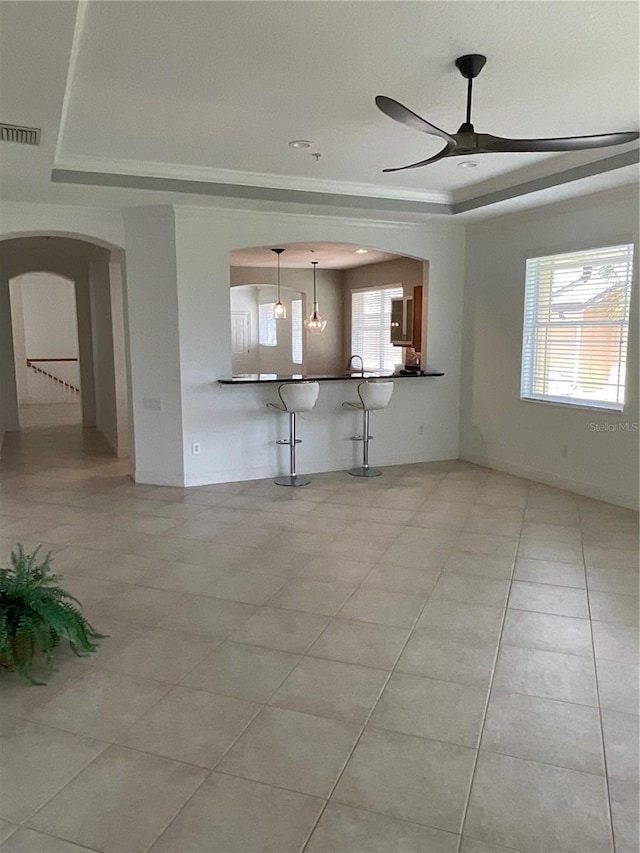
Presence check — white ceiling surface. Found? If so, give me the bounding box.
[0,1,637,219]
[56,0,639,201]
[230,244,399,270]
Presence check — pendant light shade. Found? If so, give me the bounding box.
[304,260,327,335]
[272,248,286,320]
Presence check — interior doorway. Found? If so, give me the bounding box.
[9,272,82,429]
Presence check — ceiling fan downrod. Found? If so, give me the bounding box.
[454,54,487,134]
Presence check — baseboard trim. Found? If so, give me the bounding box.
[460,452,639,510]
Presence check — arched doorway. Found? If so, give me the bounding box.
[0,235,131,466]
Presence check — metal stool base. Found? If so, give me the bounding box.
[275,474,311,487]
[348,466,382,478]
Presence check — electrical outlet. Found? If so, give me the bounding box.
[192,442,201,455]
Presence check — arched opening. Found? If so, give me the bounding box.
[0,234,131,468]
[9,271,81,428]
[229,241,429,378]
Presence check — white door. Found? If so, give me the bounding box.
[231,311,251,374]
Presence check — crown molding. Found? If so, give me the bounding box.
[52,154,451,205]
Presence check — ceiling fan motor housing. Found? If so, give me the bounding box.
[454,54,487,79]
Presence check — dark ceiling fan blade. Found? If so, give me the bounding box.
[375,96,455,143]
[481,130,639,153]
[382,141,456,172]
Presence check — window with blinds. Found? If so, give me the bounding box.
[352,286,403,371]
[292,299,303,365]
[521,243,634,411]
[258,303,277,347]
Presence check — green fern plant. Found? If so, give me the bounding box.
[0,544,104,683]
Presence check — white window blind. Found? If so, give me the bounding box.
[292,299,303,365]
[352,286,403,371]
[521,244,634,411]
[258,303,277,347]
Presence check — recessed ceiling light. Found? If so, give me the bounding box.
[457,160,478,168]
[355,248,369,254]
[288,140,313,149]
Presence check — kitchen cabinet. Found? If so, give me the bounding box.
[390,286,422,347]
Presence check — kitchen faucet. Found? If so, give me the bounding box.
[347,354,364,376]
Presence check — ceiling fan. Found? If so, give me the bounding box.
[375,54,639,172]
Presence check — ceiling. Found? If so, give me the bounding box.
[230,243,400,270]
[0,1,638,219]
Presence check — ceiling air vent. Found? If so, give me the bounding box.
[0,123,41,146]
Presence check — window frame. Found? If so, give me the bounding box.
[350,283,404,373]
[520,242,635,413]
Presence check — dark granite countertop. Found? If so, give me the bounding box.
[218,371,444,385]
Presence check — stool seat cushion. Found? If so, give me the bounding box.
[278,381,320,413]
[357,381,394,411]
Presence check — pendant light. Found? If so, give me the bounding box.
[304,260,327,335]
[272,248,286,320]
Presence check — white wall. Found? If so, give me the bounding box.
[460,187,639,509]
[9,273,79,404]
[89,249,119,451]
[171,206,464,487]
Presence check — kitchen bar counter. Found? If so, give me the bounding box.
[218,371,444,385]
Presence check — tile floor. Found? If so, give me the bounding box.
[0,417,638,853]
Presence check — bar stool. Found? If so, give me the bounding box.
[267,382,320,486]
[343,381,394,477]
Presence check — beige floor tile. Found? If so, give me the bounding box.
[299,555,373,584]
[596,659,639,715]
[587,565,639,597]
[0,717,106,823]
[230,606,329,653]
[182,641,300,702]
[513,557,585,588]
[29,669,170,740]
[268,578,356,616]
[308,618,409,670]
[361,562,440,596]
[338,587,426,628]
[28,744,207,853]
[482,691,604,774]
[493,645,598,706]
[443,551,514,580]
[233,547,313,577]
[502,609,593,657]
[584,546,639,572]
[460,838,525,853]
[508,580,589,618]
[518,540,584,563]
[118,685,260,767]
[98,627,219,682]
[0,658,93,719]
[158,595,256,638]
[333,726,476,833]
[430,573,510,608]
[457,533,519,559]
[589,591,639,626]
[408,500,472,530]
[143,560,236,595]
[397,632,498,688]
[269,657,388,724]
[149,773,324,853]
[306,803,459,853]
[95,585,188,627]
[608,776,639,853]
[592,620,639,663]
[0,820,18,845]
[601,710,640,784]
[0,828,94,852]
[464,751,612,853]
[415,599,504,644]
[370,672,487,747]
[216,706,360,798]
